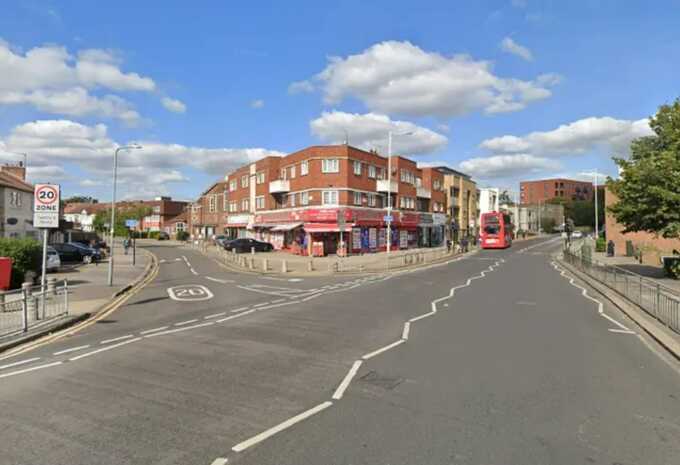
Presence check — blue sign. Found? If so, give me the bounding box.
[383,215,393,222]
[125,219,139,228]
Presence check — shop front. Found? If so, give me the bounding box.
[225,214,251,239]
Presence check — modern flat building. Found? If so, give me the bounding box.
[478,188,500,223]
[520,178,593,204]
[193,145,448,255]
[436,167,478,241]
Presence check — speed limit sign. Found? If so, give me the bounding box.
[34,184,60,228]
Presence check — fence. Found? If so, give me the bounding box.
[562,249,680,334]
[0,278,70,339]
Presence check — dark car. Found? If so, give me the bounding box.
[223,238,273,253]
[69,242,102,260]
[52,243,98,263]
[158,231,170,240]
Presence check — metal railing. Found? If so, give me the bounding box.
[0,278,70,339]
[562,249,680,334]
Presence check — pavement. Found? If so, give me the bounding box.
[0,236,678,465]
[590,250,680,294]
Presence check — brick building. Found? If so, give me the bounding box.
[139,196,188,232]
[436,167,478,240]
[520,178,593,205]
[194,145,448,255]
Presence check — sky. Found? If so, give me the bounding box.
[0,0,678,202]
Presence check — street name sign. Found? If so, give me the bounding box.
[383,215,393,222]
[33,184,60,228]
[125,219,139,228]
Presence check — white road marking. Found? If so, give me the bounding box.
[175,258,182,262]
[271,298,286,303]
[167,285,214,301]
[332,360,363,400]
[362,340,405,360]
[409,311,436,322]
[600,312,631,331]
[288,278,303,282]
[253,302,271,308]
[140,326,168,335]
[205,276,235,284]
[401,322,411,340]
[204,312,227,319]
[609,328,636,334]
[159,259,167,263]
[53,345,90,356]
[190,268,198,275]
[100,334,134,345]
[210,459,228,465]
[0,361,62,379]
[175,319,198,326]
[143,322,214,338]
[216,309,257,323]
[0,357,41,370]
[70,337,142,361]
[230,306,249,313]
[232,401,333,452]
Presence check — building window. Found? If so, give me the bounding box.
[10,191,22,207]
[353,160,361,175]
[415,177,422,187]
[175,222,185,232]
[322,159,339,173]
[241,175,249,188]
[322,190,338,205]
[399,196,415,209]
[229,179,237,191]
[241,199,249,211]
[223,192,229,211]
[280,168,287,180]
[256,172,265,184]
[229,201,238,212]
[400,170,415,184]
[368,165,376,178]
[368,193,377,207]
[208,195,216,213]
[433,179,441,191]
[255,196,265,210]
[300,191,309,205]
[289,165,296,179]
[353,191,362,205]
[301,160,309,176]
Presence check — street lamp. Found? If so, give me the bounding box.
[386,130,413,254]
[108,144,142,286]
[581,170,603,239]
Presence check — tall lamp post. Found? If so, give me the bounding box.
[581,170,602,239]
[386,131,413,254]
[107,144,142,286]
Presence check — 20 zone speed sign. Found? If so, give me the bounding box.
[34,184,60,228]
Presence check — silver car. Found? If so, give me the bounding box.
[46,246,61,272]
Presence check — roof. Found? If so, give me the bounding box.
[63,202,110,214]
[166,211,187,224]
[0,171,33,193]
[434,166,472,179]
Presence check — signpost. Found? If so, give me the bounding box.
[34,184,60,315]
[337,209,346,257]
[125,219,139,265]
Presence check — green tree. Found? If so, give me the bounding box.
[540,217,556,234]
[607,99,680,239]
[93,205,152,237]
[499,190,515,206]
[63,196,98,204]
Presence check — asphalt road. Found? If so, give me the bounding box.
[0,237,678,465]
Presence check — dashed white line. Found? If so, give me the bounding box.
[69,337,142,361]
[100,334,134,345]
[175,319,199,326]
[205,276,235,284]
[210,459,228,465]
[0,357,41,370]
[190,268,198,275]
[362,340,405,360]
[609,328,636,334]
[271,298,286,303]
[409,311,436,322]
[332,360,362,400]
[231,401,333,452]
[143,322,215,338]
[253,302,271,308]
[204,312,227,319]
[216,309,257,323]
[53,345,90,356]
[230,306,249,313]
[140,326,168,335]
[401,322,411,340]
[0,361,63,379]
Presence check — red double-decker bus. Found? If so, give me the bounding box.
[480,211,513,249]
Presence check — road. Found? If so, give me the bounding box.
[0,237,678,465]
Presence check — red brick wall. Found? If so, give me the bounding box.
[520,179,593,204]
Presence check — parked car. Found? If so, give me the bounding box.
[214,235,228,247]
[223,238,273,253]
[46,246,61,271]
[158,231,170,240]
[52,243,100,263]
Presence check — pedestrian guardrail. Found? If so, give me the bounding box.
[562,249,680,334]
[0,278,70,339]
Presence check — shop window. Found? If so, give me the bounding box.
[301,160,309,176]
[353,191,362,205]
[322,190,338,205]
[353,160,361,175]
[322,159,339,173]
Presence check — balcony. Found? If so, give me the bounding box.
[269,179,290,193]
[416,187,431,199]
[376,179,398,193]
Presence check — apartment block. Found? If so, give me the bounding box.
[437,167,478,241]
[520,178,593,204]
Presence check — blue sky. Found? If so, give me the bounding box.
[0,0,678,202]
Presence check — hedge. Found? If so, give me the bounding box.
[176,231,189,241]
[0,238,42,289]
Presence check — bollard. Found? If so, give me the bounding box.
[263,258,269,271]
[22,282,36,321]
[249,258,255,270]
[47,276,57,298]
[282,260,288,273]
[307,260,313,272]
[251,247,255,255]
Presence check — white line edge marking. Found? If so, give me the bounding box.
[139,326,168,335]
[232,401,333,452]
[401,322,411,340]
[70,337,142,361]
[216,309,257,323]
[143,322,214,338]
[175,319,199,326]
[609,328,636,334]
[362,339,405,360]
[204,312,227,319]
[190,268,198,275]
[52,345,90,356]
[0,357,41,370]
[0,361,62,379]
[230,306,249,313]
[210,459,228,465]
[253,302,271,308]
[205,276,233,283]
[100,334,134,345]
[332,360,362,400]
[409,311,436,322]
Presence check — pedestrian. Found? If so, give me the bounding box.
[446,239,452,253]
[123,238,130,255]
[607,240,615,257]
[461,235,469,253]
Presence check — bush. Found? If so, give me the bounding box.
[176,231,189,241]
[0,238,42,288]
[595,237,606,252]
[148,231,160,239]
[662,256,680,279]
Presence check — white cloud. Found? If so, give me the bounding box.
[480,116,653,157]
[500,37,533,61]
[26,165,70,183]
[459,154,561,179]
[0,39,170,122]
[310,111,448,155]
[436,123,450,133]
[296,41,559,117]
[161,97,186,113]
[288,80,315,94]
[250,99,264,109]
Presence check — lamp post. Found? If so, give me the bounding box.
[107,144,142,286]
[581,170,602,239]
[386,131,412,254]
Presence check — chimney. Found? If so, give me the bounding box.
[1,161,26,181]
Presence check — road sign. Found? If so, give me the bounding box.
[383,215,393,223]
[125,219,139,228]
[33,184,60,228]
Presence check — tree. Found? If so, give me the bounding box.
[607,99,680,239]
[499,190,515,206]
[93,205,153,237]
[63,196,98,204]
[540,217,556,234]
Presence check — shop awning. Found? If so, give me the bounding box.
[304,222,354,233]
[271,222,303,231]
